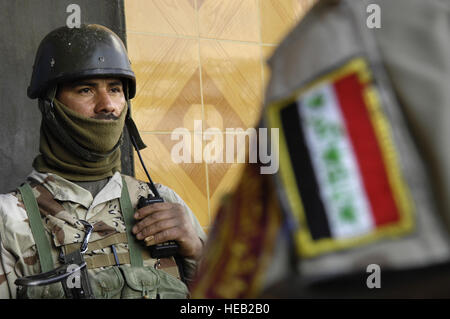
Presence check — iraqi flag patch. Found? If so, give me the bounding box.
[266,58,415,258]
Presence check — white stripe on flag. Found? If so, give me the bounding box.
[297,83,375,239]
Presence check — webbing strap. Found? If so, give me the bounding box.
[84,253,180,279]
[18,179,145,271]
[63,232,128,255]
[18,183,54,273]
[86,252,131,269]
[119,177,144,267]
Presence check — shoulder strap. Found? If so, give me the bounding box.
[18,183,54,272]
[119,177,144,267]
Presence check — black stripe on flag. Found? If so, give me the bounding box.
[280,102,331,240]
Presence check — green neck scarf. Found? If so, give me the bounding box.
[33,99,126,181]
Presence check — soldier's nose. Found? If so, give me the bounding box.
[95,91,116,115]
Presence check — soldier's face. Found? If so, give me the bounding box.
[56,77,126,120]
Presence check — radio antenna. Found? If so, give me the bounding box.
[130,134,161,198]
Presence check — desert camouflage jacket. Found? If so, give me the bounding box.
[0,170,206,298]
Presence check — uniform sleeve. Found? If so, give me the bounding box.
[155,184,207,281]
[0,202,18,299]
[0,235,16,299]
[0,193,35,299]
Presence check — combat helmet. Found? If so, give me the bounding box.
[28,24,145,162]
[28,24,136,100]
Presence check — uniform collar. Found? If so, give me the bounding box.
[27,169,123,209]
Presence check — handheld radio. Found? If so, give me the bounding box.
[131,135,179,259]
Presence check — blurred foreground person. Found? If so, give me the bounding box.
[191,0,450,298]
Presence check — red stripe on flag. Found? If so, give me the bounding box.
[334,74,400,226]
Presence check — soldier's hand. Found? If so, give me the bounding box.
[132,202,203,260]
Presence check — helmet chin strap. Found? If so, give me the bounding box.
[38,85,123,162]
[123,83,146,151]
[124,100,146,151]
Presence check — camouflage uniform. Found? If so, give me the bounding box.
[0,170,206,298]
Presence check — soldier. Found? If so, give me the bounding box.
[0,24,206,299]
[191,0,450,298]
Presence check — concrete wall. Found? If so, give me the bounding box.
[0,0,133,193]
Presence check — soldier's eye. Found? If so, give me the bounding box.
[78,88,91,94]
